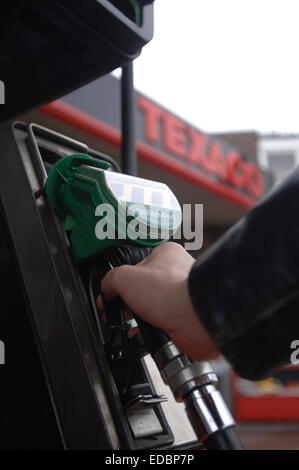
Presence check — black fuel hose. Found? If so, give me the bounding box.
[204,427,243,450]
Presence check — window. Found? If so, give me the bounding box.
[258,137,299,185]
[267,152,296,183]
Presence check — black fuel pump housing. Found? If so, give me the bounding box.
[0,122,185,450]
[0,0,154,121]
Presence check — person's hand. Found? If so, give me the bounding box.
[97,242,219,361]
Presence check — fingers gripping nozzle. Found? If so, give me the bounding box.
[100,245,243,450]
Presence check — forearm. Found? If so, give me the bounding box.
[188,167,299,380]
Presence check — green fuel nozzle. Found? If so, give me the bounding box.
[46,154,182,261]
[46,153,242,450]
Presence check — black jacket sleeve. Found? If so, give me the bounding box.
[188,167,299,381]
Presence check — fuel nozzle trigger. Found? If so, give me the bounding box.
[101,294,146,361]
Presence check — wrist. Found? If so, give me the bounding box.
[166,278,219,360]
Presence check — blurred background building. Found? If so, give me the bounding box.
[17,74,274,253]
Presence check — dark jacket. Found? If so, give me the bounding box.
[188,167,299,381]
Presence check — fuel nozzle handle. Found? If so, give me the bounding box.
[131,314,170,356]
[101,246,243,450]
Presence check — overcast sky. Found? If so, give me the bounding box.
[126,0,299,134]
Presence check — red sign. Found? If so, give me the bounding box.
[138,96,264,198]
[233,367,299,422]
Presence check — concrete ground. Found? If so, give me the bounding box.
[237,423,299,450]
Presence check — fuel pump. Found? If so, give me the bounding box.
[45,152,243,450]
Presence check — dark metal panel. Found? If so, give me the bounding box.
[0,122,119,449]
[0,1,153,121]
